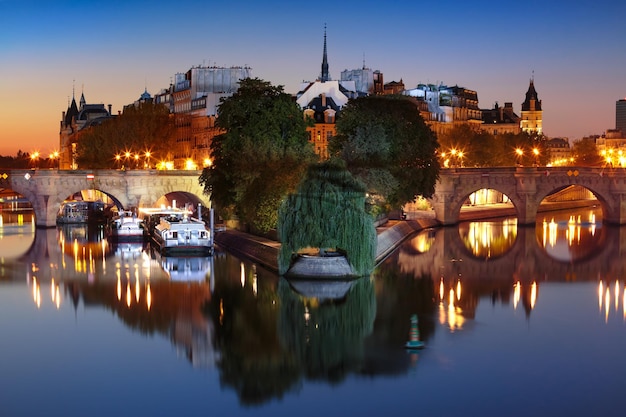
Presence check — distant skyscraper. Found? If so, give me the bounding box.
[616,99,626,134]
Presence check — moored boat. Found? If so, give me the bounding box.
[151,212,213,255]
[107,210,145,242]
[56,200,107,224]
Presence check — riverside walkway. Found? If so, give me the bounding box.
[214,218,439,274]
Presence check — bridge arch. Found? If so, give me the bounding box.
[430,167,626,225]
[2,169,210,227]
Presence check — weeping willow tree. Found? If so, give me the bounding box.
[277,161,376,276]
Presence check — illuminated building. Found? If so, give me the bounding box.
[155,65,252,169]
[296,26,374,159]
[59,89,114,169]
[403,83,482,137]
[545,137,571,165]
[480,102,521,135]
[520,77,543,135]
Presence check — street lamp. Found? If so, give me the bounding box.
[30,151,40,168]
[532,147,540,166]
[144,151,151,169]
[48,150,59,169]
[515,148,524,166]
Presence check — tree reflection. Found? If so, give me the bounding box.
[278,276,376,383]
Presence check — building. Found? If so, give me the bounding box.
[340,66,384,96]
[59,90,113,169]
[545,137,571,165]
[403,83,482,137]
[158,65,252,168]
[297,27,379,159]
[520,78,542,135]
[616,98,626,134]
[480,102,521,136]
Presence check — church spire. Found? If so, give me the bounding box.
[320,24,330,82]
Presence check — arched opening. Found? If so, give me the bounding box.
[535,185,604,262]
[56,189,120,225]
[0,188,36,258]
[457,188,519,259]
[154,191,208,218]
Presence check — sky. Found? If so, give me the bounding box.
[1,0,625,157]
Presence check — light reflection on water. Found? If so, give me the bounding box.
[1,209,626,416]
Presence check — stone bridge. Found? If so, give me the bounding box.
[388,224,626,286]
[0,169,209,227]
[4,166,626,228]
[431,166,626,225]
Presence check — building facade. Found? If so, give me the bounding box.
[156,65,252,168]
[480,102,521,135]
[616,98,626,134]
[59,91,113,170]
[520,79,543,135]
[403,83,482,137]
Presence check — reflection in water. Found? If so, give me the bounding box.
[5,203,626,411]
[538,207,601,262]
[598,280,626,323]
[459,218,518,258]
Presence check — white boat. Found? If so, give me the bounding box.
[151,212,213,255]
[107,210,145,241]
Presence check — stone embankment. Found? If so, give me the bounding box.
[213,218,440,274]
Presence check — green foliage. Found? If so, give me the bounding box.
[199,78,317,232]
[277,161,376,276]
[438,126,550,166]
[330,95,440,212]
[76,102,174,168]
[571,137,602,166]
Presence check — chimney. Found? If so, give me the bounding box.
[321,93,326,108]
[108,104,112,115]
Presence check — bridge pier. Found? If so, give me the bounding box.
[2,169,210,228]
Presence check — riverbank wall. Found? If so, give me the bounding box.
[213,218,440,274]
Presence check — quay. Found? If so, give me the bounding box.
[214,217,440,274]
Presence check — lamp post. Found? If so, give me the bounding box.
[30,151,40,168]
[48,151,59,169]
[532,147,540,166]
[515,148,524,166]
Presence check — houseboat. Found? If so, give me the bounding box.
[139,207,192,236]
[56,200,107,224]
[151,212,213,255]
[106,210,145,242]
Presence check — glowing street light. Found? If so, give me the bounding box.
[532,147,540,166]
[30,151,40,168]
[515,148,524,166]
[48,150,60,169]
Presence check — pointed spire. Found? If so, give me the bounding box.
[320,24,330,82]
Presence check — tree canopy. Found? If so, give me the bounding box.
[199,77,317,232]
[329,95,440,213]
[277,161,376,276]
[438,126,549,167]
[76,102,174,169]
[571,137,603,166]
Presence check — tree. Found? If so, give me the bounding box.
[277,161,376,276]
[330,95,440,212]
[76,102,174,169]
[199,78,317,232]
[571,137,603,166]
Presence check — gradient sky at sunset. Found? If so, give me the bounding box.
[1,0,625,156]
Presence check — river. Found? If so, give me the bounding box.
[0,206,624,416]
